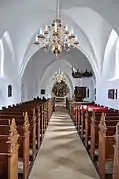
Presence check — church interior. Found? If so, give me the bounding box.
[0,0,119,179]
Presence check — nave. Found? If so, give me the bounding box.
[29,102,99,179]
[0,1,119,179]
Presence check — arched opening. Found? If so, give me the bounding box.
[8,85,12,97]
[21,47,95,101]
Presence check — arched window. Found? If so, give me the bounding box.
[94,88,96,101]
[87,89,89,97]
[8,85,12,97]
[115,89,118,99]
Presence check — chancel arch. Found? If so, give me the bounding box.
[21,47,96,102]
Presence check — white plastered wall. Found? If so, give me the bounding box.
[96,31,119,109]
[21,48,95,101]
[0,31,19,108]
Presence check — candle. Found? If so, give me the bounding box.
[40,29,43,34]
[45,25,48,31]
[54,22,57,32]
[65,25,68,31]
[36,36,38,41]
[75,36,78,41]
[69,28,74,35]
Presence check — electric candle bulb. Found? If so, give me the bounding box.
[75,36,78,41]
[65,25,68,31]
[36,36,38,41]
[71,28,74,34]
[45,25,48,31]
[40,29,43,34]
[54,22,57,32]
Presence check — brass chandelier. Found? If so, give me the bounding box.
[52,69,65,83]
[34,0,79,56]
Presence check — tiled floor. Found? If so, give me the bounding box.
[28,103,100,179]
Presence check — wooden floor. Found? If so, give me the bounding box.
[28,102,100,179]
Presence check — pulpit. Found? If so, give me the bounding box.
[74,86,86,102]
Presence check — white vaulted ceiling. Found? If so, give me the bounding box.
[0,0,119,83]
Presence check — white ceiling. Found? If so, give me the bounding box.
[0,0,119,82]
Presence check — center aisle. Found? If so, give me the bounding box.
[29,103,100,179]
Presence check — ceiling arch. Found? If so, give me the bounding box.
[41,71,74,98]
[19,6,112,82]
[102,30,118,81]
[20,45,98,82]
[17,7,101,68]
[21,50,96,100]
[21,48,97,85]
[0,2,115,74]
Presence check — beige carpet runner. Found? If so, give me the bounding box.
[29,103,100,179]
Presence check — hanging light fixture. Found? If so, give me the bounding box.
[34,0,79,56]
[52,69,65,83]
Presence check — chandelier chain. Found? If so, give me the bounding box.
[34,0,79,56]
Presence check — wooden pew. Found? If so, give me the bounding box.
[28,108,36,162]
[35,106,41,149]
[90,111,119,161]
[79,105,92,140]
[35,99,53,148]
[66,97,69,110]
[80,110,86,140]
[98,114,119,179]
[0,118,19,179]
[2,102,43,152]
[67,101,119,179]
[69,101,74,120]
[77,105,81,133]
[0,112,30,179]
[90,112,101,161]
[82,106,118,149]
[0,98,55,173]
[70,102,94,137]
[47,98,55,121]
[84,110,92,148]
[1,98,55,157]
[113,122,119,179]
[75,104,84,132]
[0,109,36,163]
